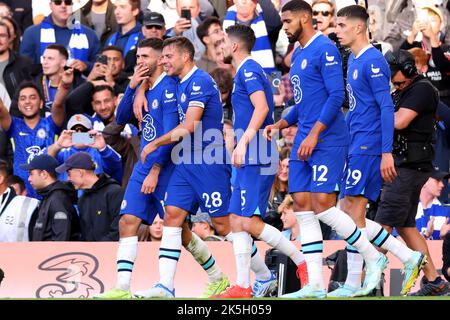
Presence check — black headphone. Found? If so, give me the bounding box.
[385,49,418,78]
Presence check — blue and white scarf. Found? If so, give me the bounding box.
[40,18,89,63]
[223,4,275,73]
[106,30,141,57]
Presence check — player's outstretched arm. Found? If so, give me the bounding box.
[0,97,11,131]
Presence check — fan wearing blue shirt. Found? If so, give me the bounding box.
[106,0,143,58]
[327,4,426,298]
[0,72,73,198]
[264,0,387,298]
[95,38,179,299]
[213,24,307,299]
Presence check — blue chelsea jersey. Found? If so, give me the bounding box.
[285,33,349,152]
[7,116,61,198]
[231,57,275,165]
[346,45,394,155]
[116,74,179,183]
[176,66,225,161]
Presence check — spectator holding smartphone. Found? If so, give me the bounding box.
[46,113,123,184]
[166,0,206,61]
[11,45,85,118]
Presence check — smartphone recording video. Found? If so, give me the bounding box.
[180,9,191,21]
[72,132,95,145]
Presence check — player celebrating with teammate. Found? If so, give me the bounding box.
[264,0,387,298]
[134,37,234,298]
[95,38,180,299]
[328,5,426,297]
[214,25,308,298]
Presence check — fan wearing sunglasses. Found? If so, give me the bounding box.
[311,0,335,36]
[20,0,101,74]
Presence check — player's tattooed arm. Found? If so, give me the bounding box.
[141,164,161,194]
[0,97,11,131]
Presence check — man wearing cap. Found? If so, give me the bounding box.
[416,171,450,240]
[124,10,168,75]
[56,151,124,241]
[377,49,449,296]
[191,212,223,241]
[46,113,123,184]
[21,154,80,241]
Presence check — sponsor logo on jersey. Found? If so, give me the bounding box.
[291,75,303,104]
[165,90,174,99]
[26,146,42,163]
[325,52,338,66]
[370,64,384,78]
[371,64,380,74]
[325,52,335,62]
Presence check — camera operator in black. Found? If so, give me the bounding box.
[375,49,450,296]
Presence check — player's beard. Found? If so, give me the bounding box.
[223,54,233,65]
[288,23,303,44]
[147,63,157,78]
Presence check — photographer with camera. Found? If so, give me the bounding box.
[375,49,450,296]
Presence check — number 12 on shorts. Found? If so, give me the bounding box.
[312,165,328,182]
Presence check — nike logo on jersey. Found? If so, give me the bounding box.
[209,209,220,214]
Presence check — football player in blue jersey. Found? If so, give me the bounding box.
[264,0,387,298]
[129,37,274,299]
[214,25,308,298]
[0,69,72,198]
[133,36,234,298]
[326,5,427,297]
[94,38,180,299]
